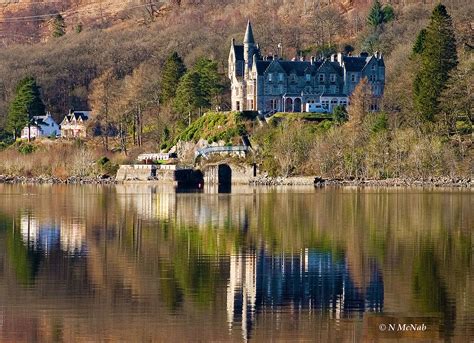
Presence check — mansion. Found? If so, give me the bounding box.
[228,21,385,113]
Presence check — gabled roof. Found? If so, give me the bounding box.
[232,44,244,60]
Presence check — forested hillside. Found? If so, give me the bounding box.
[0,0,472,179]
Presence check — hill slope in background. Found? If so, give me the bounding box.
[0,0,471,125]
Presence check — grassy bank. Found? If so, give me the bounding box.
[0,140,124,178]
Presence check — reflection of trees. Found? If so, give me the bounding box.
[6,224,42,285]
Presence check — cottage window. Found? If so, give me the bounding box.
[330,74,336,83]
[318,74,325,82]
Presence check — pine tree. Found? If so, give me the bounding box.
[51,14,66,38]
[412,29,427,55]
[160,52,186,104]
[7,77,46,139]
[173,71,205,124]
[367,0,394,28]
[192,58,223,109]
[413,4,458,121]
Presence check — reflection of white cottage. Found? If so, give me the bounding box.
[20,112,60,139]
[20,214,40,243]
[60,219,86,253]
[60,110,90,138]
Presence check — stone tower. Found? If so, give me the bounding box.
[243,20,256,77]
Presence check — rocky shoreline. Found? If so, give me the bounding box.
[249,176,472,188]
[0,174,471,188]
[0,175,117,185]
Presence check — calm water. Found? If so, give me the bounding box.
[0,184,472,342]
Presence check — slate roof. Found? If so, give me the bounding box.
[256,60,271,75]
[342,56,369,72]
[233,45,244,60]
[278,61,312,76]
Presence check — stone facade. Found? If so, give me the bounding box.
[228,21,385,113]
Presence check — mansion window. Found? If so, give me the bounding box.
[318,74,325,82]
[330,74,336,83]
[270,99,278,110]
[268,73,273,82]
[248,100,254,110]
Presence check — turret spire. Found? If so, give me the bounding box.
[244,20,255,44]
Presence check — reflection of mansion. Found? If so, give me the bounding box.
[229,21,385,113]
[226,249,384,340]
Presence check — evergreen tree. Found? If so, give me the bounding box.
[173,71,205,124]
[367,0,394,28]
[412,29,427,55]
[333,105,348,124]
[192,58,223,108]
[51,14,66,38]
[413,4,458,121]
[160,52,186,104]
[7,77,46,138]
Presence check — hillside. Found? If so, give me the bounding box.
[0,0,471,180]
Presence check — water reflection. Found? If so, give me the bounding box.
[20,214,86,255]
[0,185,472,342]
[227,250,384,340]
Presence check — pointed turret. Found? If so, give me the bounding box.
[243,20,255,44]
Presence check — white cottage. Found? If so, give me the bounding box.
[21,112,60,139]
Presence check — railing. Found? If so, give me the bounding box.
[195,145,249,158]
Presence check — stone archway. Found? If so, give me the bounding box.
[285,98,293,112]
[294,98,302,112]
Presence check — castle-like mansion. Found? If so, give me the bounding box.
[228,21,385,113]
